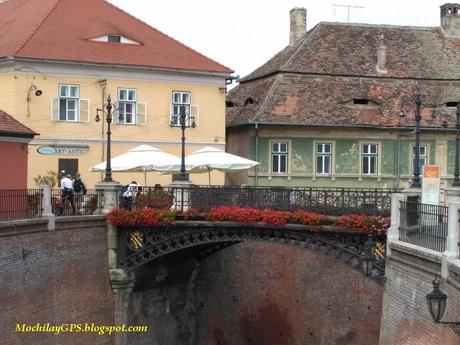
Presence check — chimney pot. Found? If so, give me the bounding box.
[290,7,307,45]
[441,3,460,37]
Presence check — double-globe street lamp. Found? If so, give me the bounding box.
[410,95,460,188]
[174,105,196,182]
[95,95,117,183]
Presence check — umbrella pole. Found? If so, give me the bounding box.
[144,169,147,186]
[208,170,211,185]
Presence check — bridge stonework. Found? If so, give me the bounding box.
[119,223,384,345]
[0,216,114,345]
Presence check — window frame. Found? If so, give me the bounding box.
[58,84,80,122]
[117,88,137,125]
[410,144,429,175]
[315,142,333,175]
[270,140,289,174]
[170,91,192,127]
[361,143,379,176]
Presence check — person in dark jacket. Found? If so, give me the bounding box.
[73,173,87,214]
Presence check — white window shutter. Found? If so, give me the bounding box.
[136,102,147,125]
[191,104,199,127]
[79,99,90,122]
[169,103,175,126]
[51,97,59,121]
[114,102,121,124]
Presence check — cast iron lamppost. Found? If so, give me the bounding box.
[452,103,460,187]
[95,95,116,182]
[411,94,423,188]
[426,278,460,335]
[175,105,196,181]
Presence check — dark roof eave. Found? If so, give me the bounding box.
[0,130,37,138]
[226,121,457,131]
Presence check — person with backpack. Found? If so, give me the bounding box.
[122,181,139,210]
[73,173,87,214]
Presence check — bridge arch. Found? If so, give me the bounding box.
[116,221,385,281]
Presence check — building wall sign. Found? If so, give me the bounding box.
[37,146,56,155]
[422,165,441,205]
[37,145,88,155]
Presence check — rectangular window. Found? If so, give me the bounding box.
[170,91,192,126]
[316,143,332,175]
[118,88,137,124]
[362,144,378,175]
[59,85,80,121]
[412,145,427,174]
[272,142,288,174]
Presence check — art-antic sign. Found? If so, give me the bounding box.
[37,145,88,155]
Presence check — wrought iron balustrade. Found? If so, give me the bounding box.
[51,189,99,216]
[399,201,448,252]
[185,186,395,215]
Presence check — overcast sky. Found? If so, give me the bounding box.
[109,0,449,78]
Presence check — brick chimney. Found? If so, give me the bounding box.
[290,7,307,45]
[376,34,387,75]
[441,3,460,37]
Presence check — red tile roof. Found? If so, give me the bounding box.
[0,109,37,137]
[0,0,232,74]
[227,22,460,129]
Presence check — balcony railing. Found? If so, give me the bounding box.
[399,201,448,252]
[0,189,43,221]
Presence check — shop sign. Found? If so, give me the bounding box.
[37,145,88,155]
[37,146,56,155]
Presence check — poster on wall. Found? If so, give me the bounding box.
[421,165,440,206]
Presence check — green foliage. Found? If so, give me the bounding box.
[33,170,58,188]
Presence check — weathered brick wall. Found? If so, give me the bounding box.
[128,241,383,345]
[0,216,114,345]
[194,242,383,345]
[379,243,460,345]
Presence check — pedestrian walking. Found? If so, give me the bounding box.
[60,174,75,215]
[73,173,87,214]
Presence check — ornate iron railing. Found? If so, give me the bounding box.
[0,189,43,221]
[184,186,395,215]
[116,222,386,282]
[399,201,448,252]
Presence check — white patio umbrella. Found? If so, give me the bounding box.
[160,146,260,184]
[90,145,183,185]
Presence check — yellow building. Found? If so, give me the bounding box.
[0,0,233,188]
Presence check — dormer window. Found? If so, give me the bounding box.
[244,97,254,105]
[89,35,141,45]
[108,35,121,43]
[445,102,458,107]
[353,99,370,105]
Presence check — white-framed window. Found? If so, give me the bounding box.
[170,91,193,126]
[362,143,378,175]
[114,88,147,125]
[51,85,89,122]
[59,84,79,121]
[118,88,136,124]
[316,143,332,175]
[411,144,427,174]
[271,141,288,174]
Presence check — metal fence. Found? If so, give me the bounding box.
[1,186,397,221]
[0,189,43,221]
[399,201,448,252]
[131,186,395,215]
